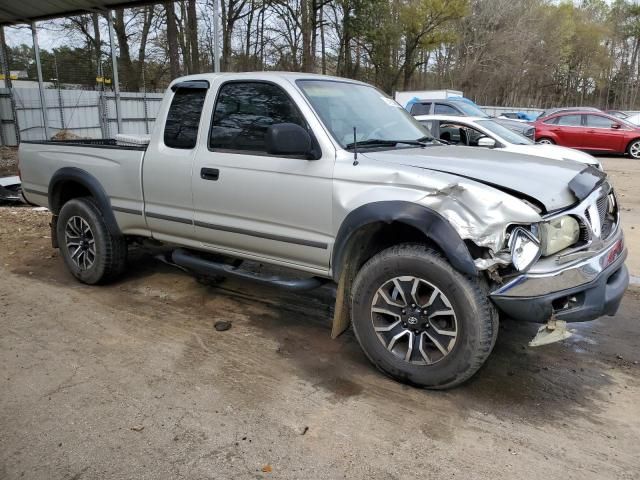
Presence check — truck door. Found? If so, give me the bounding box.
[142,81,209,242]
[191,80,334,272]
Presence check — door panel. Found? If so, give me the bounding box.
[143,84,208,240]
[192,81,334,270]
[551,114,585,147]
[582,114,625,152]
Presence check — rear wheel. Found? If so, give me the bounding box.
[350,244,498,389]
[536,137,554,145]
[57,197,127,284]
[627,139,640,159]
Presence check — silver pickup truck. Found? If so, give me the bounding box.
[19,72,629,389]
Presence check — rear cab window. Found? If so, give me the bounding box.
[164,81,208,149]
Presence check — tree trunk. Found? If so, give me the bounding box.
[177,1,192,73]
[319,4,326,75]
[113,9,138,91]
[301,0,313,72]
[92,13,102,81]
[187,0,200,73]
[137,7,154,89]
[165,1,181,78]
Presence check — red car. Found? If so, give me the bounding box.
[533,110,640,159]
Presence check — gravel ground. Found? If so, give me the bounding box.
[0,147,18,177]
[0,156,639,479]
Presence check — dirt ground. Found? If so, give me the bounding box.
[1,154,640,479]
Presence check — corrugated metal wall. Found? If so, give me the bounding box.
[0,87,163,145]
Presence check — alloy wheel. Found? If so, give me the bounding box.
[65,216,96,271]
[370,276,458,365]
[629,141,640,159]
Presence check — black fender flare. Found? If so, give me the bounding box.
[331,201,477,281]
[48,167,122,237]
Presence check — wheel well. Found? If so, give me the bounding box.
[336,221,443,280]
[50,180,92,214]
[626,138,640,152]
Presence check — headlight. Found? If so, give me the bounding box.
[509,227,541,271]
[539,215,580,256]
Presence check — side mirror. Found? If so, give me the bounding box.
[477,136,497,148]
[265,123,313,157]
[612,123,621,129]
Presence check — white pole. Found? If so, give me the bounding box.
[31,21,50,140]
[107,11,122,134]
[213,0,221,72]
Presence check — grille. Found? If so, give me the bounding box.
[584,191,616,240]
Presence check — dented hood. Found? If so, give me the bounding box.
[363,145,601,211]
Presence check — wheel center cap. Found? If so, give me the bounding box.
[407,316,419,325]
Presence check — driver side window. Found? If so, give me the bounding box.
[209,82,306,153]
[438,122,486,146]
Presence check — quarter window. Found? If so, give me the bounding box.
[210,82,305,152]
[556,114,582,126]
[164,87,207,149]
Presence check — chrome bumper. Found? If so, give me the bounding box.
[490,226,628,323]
[492,226,626,298]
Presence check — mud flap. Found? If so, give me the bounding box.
[331,263,356,339]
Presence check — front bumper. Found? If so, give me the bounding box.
[490,228,628,323]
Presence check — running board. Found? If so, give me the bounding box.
[171,248,329,291]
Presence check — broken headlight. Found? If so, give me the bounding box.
[539,215,580,256]
[509,227,541,271]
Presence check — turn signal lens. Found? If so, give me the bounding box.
[509,227,541,271]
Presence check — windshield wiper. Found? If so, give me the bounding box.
[345,137,431,149]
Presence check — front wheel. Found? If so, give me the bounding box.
[536,137,554,145]
[627,139,640,159]
[350,244,498,389]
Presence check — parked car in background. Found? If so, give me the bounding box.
[407,98,536,140]
[537,107,602,120]
[605,110,629,120]
[416,115,601,169]
[624,112,640,125]
[533,110,640,159]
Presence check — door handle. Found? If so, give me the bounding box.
[200,167,219,181]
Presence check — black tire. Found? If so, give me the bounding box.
[627,139,640,159]
[350,243,498,389]
[57,197,127,285]
[536,137,554,145]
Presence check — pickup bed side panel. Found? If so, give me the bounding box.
[19,142,149,236]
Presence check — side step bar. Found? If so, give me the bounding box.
[171,248,329,291]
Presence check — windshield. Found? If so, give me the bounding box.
[476,119,533,145]
[296,79,432,148]
[450,100,489,117]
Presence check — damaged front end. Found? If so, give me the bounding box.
[416,164,628,334]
